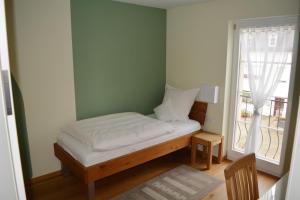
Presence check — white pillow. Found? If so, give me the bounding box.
[153,99,177,121]
[154,85,199,121]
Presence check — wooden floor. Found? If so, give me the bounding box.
[28,149,278,200]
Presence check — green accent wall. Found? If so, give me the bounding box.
[11,75,32,180]
[71,0,166,120]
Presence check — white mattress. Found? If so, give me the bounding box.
[57,119,200,167]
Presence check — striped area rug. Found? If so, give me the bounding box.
[112,165,223,200]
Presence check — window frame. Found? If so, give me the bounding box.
[226,15,299,177]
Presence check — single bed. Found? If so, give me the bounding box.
[54,101,207,200]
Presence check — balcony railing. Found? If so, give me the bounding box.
[234,94,287,162]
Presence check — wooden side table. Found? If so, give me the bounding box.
[191,132,224,170]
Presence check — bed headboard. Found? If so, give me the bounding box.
[189,101,208,127]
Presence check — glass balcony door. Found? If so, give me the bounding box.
[227,16,299,176]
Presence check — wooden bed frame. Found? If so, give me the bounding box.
[54,101,208,200]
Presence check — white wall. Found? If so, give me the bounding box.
[10,0,76,177]
[286,98,300,199]
[166,0,299,141]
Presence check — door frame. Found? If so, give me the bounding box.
[226,15,300,177]
[0,0,26,198]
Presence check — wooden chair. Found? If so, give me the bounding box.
[224,153,259,200]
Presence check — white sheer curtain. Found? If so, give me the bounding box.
[240,25,295,154]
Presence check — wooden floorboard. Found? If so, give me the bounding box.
[28,149,278,200]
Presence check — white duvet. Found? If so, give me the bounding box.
[61,112,174,151]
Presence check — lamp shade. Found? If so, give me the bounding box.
[198,85,219,104]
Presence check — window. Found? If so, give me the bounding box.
[227,16,299,176]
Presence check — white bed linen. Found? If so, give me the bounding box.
[57,119,201,167]
[61,112,174,151]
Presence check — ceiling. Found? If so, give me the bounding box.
[113,0,208,9]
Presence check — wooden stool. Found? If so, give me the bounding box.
[191,132,224,170]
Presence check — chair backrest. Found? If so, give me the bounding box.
[224,153,259,200]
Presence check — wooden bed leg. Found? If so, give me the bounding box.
[86,182,95,200]
[61,162,71,177]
